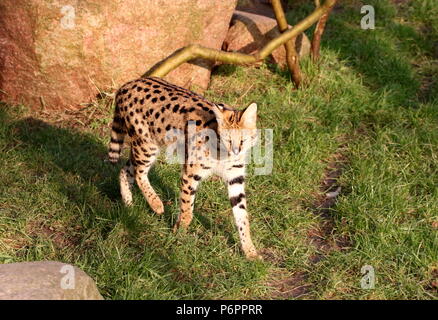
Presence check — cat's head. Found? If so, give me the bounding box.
[213,102,258,157]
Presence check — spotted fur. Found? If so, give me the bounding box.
[108,76,260,259]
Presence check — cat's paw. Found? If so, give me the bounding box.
[149,198,164,215]
[245,249,263,261]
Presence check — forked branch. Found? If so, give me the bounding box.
[146,0,337,80]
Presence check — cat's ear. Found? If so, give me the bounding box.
[240,103,257,128]
[212,103,225,123]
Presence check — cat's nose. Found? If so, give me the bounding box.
[232,147,239,155]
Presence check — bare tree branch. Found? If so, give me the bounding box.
[271,0,302,88]
[311,0,336,62]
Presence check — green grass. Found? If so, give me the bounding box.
[0,0,437,299]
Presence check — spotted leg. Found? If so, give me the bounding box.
[119,159,135,206]
[132,142,164,214]
[173,164,211,231]
[226,168,261,260]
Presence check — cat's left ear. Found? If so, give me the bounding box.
[240,103,257,128]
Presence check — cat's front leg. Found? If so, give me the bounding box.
[173,164,211,232]
[226,168,261,260]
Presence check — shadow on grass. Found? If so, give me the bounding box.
[0,108,179,230]
[321,1,438,106]
[276,1,436,106]
[324,17,420,105]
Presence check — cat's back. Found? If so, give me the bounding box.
[115,77,219,143]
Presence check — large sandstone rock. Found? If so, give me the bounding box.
[0,0,237,110]
[223,10,311,68]
[0,261,103,300]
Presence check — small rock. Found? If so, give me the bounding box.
[0,261,103,300]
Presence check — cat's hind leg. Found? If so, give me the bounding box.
[120,158,135,206]
[132,140,164,214]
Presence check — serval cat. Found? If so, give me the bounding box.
[108,76,260,259]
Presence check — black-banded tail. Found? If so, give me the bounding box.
[108,106,126,164]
